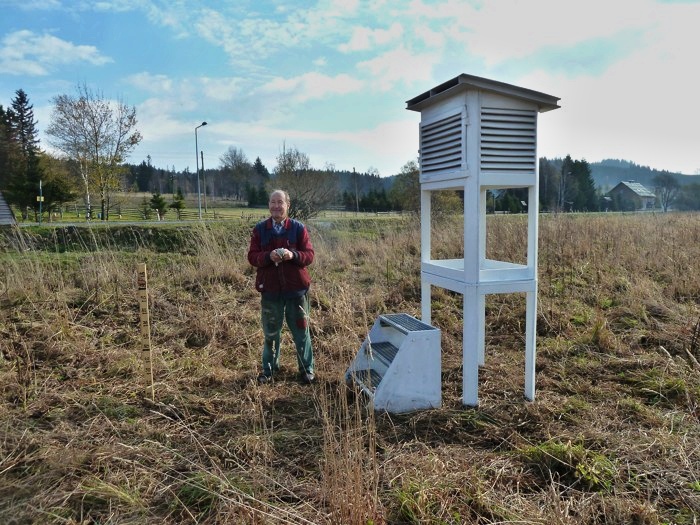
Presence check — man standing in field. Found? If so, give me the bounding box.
[247,189,315,384]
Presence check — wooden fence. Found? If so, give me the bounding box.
[12,204,405,224]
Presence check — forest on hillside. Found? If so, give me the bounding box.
[590,159,700,191]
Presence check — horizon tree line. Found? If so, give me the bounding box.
[3,87,700,221]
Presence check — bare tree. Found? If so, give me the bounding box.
[273,146,337,221]
[46,84,141,220]
[653,172,680,212]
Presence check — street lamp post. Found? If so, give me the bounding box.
[195,121,207,219]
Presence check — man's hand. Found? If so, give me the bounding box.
[271,248,292,265]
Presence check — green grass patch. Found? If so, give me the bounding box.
[520,439,616,492]
[175,471,222,516]
[619,368,688,405]
[95,396,141,421]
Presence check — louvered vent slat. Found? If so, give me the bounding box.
[420,112,463,174]
[423,151,462,165]
[482,115,534,123]
[482,136,535,144]
[483,145,534,151]
[423,133,460,149]
[423,159,464,173]
[482,126,534,133]
[423,153,462,166]
[480,107,536,172]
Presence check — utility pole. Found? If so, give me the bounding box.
[201,150,207,213]
[354,167,359,214]
[38,179,43,224]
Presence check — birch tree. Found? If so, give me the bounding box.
[46,84,141,220]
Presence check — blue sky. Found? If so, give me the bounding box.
[2,0,699,176]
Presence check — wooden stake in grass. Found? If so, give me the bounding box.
[137,263,155,401]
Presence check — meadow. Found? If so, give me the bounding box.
[0,212,699,524]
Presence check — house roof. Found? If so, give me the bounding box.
[406,73,561,113]
[613,181,656,198]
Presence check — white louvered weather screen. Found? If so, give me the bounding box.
[480,107,536,173]
[419,112,463,175]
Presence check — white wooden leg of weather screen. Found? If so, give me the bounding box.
[524,289,537,401]
[462,286,480,407]
[463,286,537,407]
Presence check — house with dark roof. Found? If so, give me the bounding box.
[0,191,16,225]
[606,180,656,211]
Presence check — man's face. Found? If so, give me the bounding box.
[269,192,288,222]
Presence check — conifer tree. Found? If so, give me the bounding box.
[169,188,186,219]
[150,192,168,220]
[4,90,77,220]
[4,89,44,218]
[0,105,19,191]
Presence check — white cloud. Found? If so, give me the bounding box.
[340,26,373,52]
[376,22,403,45]
[134,97,196,145]
[260,72,364,102]
[127,73,244,106]
[0,30,111,76]
[333,117,419,174]
[194,8,309,66]
[6,0,61,9]
[413,24,446,49]
[200,77,245,102]
[126,72,174,93]
[195,4,354,66]
[321,0,361,17]
[405,0,478,20]
[524,0,700,174]
[339,22,403,52]
[207,114,418,176]
[450,0,660,66]
[92,1,141,13]
[124,2,191,37]
[357,47,436,90]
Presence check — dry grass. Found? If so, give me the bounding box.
[1,212,699,524]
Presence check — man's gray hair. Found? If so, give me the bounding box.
[269,189,290,204]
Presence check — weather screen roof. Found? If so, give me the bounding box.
[405,73,560,113]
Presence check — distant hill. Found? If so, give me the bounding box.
[590,159,700,192]
[345,158,699,196]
